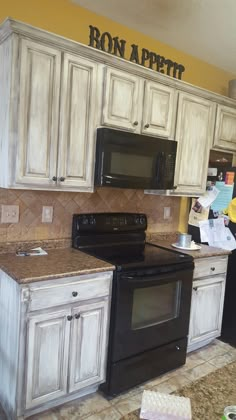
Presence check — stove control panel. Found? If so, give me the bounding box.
[72,213,147,235]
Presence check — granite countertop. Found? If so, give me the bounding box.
[148,239,231,258]
[0,248,115,284]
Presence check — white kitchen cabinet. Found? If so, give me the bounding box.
[102,67,177,138]
[213,104,236,152]
[26,299,109,409]
[174,92,216,195]
[16,39,61,188]
[0,270,112,419]
[69,300,109,393]
[25,309,70,409]
[142,81,177,138]
[57,53,100,189]
[1,19,236,194]
[102,67,143,132]
[188,276,226,351]
[188,256,228,352]
[1,38,100,191]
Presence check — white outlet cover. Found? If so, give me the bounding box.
[163,207,171,220]
[42,206,54,223]
[1,205,20,223]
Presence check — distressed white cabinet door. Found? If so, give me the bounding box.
[58,53,100,190]
[174,92,216,195]
[102,67,143,132]
[25,309,70,409]
[16,39,61,187]
[213,104,236,152]
[188,276,226,350]
[142,81,177,138]
[69,299,109,393]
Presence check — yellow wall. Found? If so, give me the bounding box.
[1,0,235,95]
[1,0,234,233]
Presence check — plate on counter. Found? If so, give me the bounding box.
[171,242,201,251]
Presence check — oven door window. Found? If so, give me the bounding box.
[131,281,181,330]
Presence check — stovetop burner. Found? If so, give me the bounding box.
[80,242,191,271]
[72,212,193,272]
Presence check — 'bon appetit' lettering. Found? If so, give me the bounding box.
[89,25,185,80]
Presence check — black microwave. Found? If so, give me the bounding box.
[94,128,177,190]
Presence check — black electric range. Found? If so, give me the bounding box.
[72,213,194,396]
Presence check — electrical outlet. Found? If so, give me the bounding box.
[163,207,171,220]
[42,206,53,223]
[1,205,19,223]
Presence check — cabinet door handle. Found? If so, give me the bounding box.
[133,121,139,126]
[144,123,150,128]
[59,176,65,182]
[52,176,57,182]
[193,287,198,291]
[176,346,180,351]
[74,313,80,319]
[67,315,73,321]
[72,291,78,297]
[211,267,215,271]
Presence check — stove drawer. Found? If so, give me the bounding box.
[29,271,113,311]
[194,256,228,279]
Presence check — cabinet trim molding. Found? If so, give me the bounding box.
[1,18,236,107]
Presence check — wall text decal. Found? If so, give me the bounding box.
[89,25,185,80]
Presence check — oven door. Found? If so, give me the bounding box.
[111,267,193,362]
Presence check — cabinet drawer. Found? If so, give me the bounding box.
[194,257,228,279]
[29,272,112,311]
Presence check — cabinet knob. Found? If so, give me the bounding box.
[176,346,180,351]
[67,315,73,321]
[211,267,215,271]
[52,176,57,182]
[193,287,198,291]
[75,313,80,319]
[133,121,139,126]
[72,291,78,297]
[144,123,150,128]
[59,176,65,182]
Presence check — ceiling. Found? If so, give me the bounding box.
[72,0,236,74]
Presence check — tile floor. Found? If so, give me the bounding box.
[0,340,235,420]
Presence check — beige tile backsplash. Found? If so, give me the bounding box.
[0,188,180,243]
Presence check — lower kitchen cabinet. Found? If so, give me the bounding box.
[0,270,113,419]
[26,309,70,409]
[26,299,109,409]
[69,300,109,393]
[188,256,228,352]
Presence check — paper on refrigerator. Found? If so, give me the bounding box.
[188,198,210,227]
[199,218,236,250]
[197,186,220,208]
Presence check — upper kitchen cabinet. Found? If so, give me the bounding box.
[102,67,143,132]
[102,67,177,138]
[213,104,236,152]
[0,36,100,191]
[16,39,61,188]
[142,81,177,138]
[174,92,216,195]
[57,53,100,190]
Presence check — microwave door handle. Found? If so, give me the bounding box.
[155,152,165,185]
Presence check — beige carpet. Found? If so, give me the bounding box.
[121,361,236,419]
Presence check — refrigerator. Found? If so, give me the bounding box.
[188,166,236,346]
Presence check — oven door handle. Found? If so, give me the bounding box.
[120,272,178,283]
